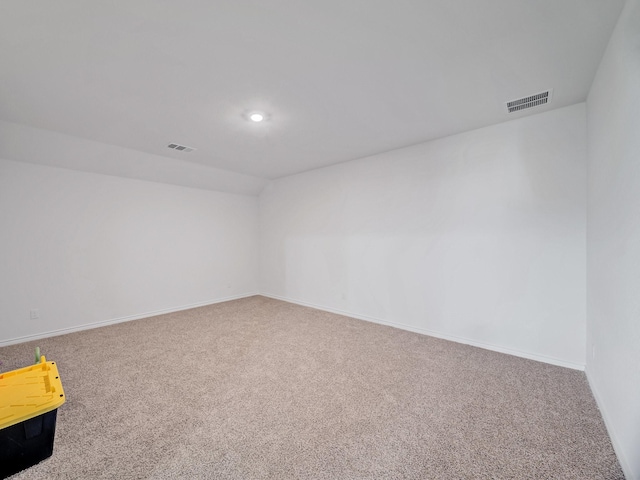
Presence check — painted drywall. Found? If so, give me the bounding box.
[0,1,624,179]
[0,120,268,195]
[260,103,587,368]
[0,158,258,345]
[586,0,640,477]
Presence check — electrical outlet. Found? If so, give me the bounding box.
[30,309,40,320]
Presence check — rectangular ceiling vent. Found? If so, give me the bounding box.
[167,143,196,153]
[506,89,553,113]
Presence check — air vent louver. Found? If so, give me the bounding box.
[506,89,553,113]
[167,143,196,153]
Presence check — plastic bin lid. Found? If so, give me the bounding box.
[0,356,66,430]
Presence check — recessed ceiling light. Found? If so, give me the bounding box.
[249,112,265,122]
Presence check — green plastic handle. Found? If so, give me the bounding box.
[35,346,41,364]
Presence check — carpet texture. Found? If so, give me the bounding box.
[1,296,624,479]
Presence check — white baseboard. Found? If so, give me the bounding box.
[586,369,636,480]
[0,292,258,347]
[260,293,586,371]
[2,290,586,371]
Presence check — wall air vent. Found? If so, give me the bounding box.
[167,143,196,153]
[506,89,553,113]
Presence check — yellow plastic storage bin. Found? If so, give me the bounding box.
[0,356,66,478]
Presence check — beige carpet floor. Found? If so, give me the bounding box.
[1,296,623,479]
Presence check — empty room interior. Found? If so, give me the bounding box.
[1,1,639,479]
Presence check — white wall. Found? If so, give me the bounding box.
[586,0,640,477]
[260,104,587,368]
[0,158,258,345]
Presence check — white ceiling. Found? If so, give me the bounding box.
[0,0,625,182]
